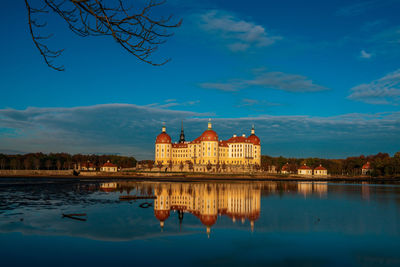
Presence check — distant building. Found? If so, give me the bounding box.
[281,163,290,174]
[362,162,372,175]
[81,162,96,171]
[100,160,118,172]
[298,164,312,175]
[314,164,328,176]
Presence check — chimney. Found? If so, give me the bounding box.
[233,134,237,137]
[242,134,246,137]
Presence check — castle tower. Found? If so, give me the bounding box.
[199,119,219,166]
[178,121,185,143]
[247,125,261,166]
[155,123,172,165]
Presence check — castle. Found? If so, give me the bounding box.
[155,120,261,172]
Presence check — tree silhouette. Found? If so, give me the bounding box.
[187,161,193,172]
[147,160,154,170]
[157,161,163,171]
[179,161,184,172]
[24,0,182,71]
[168,160,173,170]
[206,162,212,172]
[221,162,226,172]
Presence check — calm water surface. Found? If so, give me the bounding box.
[1,178,400,266]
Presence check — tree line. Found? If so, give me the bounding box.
[0,153,137,170]
[261,152,400,177]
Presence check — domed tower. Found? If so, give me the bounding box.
[199,119,219,166]
[199,184,218,238]
[155,124,172,166]
[154,185,170,229]
[247,125,261,166]
[247,185,261,232]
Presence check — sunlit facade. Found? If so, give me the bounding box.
[154,120,261,172]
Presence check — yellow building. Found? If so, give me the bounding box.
[100,160,118,172]
[155,120,261,172]
[314,164,328,176]
[297,164,312,175]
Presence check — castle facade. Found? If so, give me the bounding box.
[155,120,261,172]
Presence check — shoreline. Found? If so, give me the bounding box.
[0,171,399,183]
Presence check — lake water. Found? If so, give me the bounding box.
[1,178,400,266]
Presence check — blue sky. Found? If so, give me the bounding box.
[1,0,400,159]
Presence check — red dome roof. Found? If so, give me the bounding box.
[154,209,170,221]
[156,132,171,144]
[247,134,260,145]
[102,162,117,167]
[315,165,327,170]
[362,162,371,169]
[299,164,311,170]
[199,214,217,226]
[281,164,289,171]
[200,129,218,141]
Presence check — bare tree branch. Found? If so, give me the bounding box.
[24,0,182,71]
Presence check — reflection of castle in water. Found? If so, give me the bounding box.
[99,181,330,236]
[154,183,261,236]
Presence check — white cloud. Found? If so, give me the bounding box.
[145,99,200,109]
[348,69,400,105]
[360,49,372,59]
[1,104,400,159]
[199,10,281,52]
[199,82,240,92]
[238,98,281,107]
[199,70,328,93]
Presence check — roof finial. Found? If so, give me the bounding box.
[208,118,212,129]
[162,122,166,132]
[251,124,255,135]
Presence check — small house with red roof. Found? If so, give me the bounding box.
[298,164,312,175]
[100,160,118,172]
[362,162,372,175]
[281,163,290,174]
[314,164,328,176]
